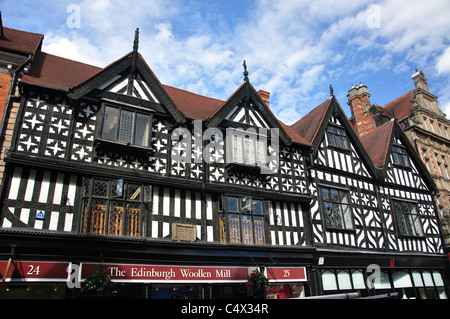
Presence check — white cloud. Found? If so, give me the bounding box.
[437,47,450,74]
[33,0,450,121]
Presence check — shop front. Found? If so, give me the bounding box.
[78,263,309,299]
[0,260,310,299]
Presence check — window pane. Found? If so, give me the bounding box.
[108,201,123,235]
[89,199,107,234]
[102,106,119,140]
[331,189,339,202]
[231,135,243,163]
[254,216,265,245]
[322,188,330,201]
[432,271,444,286]
[118,110,134,144]
[393,271,413,288]
[135,113,150,147]
[322,271,337,291]
[255,140,266,166]
[241,215,253,245]
[352,270,366,289]
[241,197,251,213]
[412,271,424,287]
[126,203,141,237]
[244,136,256,165]
[374,271,391,289]
[337,271,352,290]
[252,200,263,214]
[229,213,240,243]
[228,197,239,212]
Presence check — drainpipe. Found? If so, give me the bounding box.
[0,55,33,207]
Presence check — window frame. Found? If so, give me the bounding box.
[219,195,267,245]
[391,199,424,237]
[99,104,153,148]
[226,129,268,170]
[319,185,355,231]
[81,177,151,237]
[392,144,410,168]
[326,124,350,150]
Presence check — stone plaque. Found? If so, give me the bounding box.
[172,223,197,242]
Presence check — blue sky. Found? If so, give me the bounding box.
[2,0,450,124]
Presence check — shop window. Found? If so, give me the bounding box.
[392,200,424,237]
[320,186,354,230]
[219,196,266,245]
[392,145,409,167]
[81,178,151,237]
[327,125,349,150]
[101,105,152,147]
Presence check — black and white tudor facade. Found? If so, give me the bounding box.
[0,39,448,299]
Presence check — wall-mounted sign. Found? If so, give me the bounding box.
[0,261,70,282]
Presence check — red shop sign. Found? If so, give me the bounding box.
[81,263,250,283]
[0,261,70,282]
[266,267,307,282]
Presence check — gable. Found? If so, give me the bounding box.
[207,81,298,146]
[97,71,160,103]
[385,136,430,190]
[67,52,186,124]
[314,114,372,178]
[224,98,270,129]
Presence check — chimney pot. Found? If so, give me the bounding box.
[258,90,270,107]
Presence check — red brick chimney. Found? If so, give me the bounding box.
[258,90,270,107]
[347,83,375,137]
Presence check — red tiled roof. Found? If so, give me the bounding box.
[21,51,101,91]
[0,27,43,56]
[383,91,413,121]
[360,120,395,168]
[290,98,332,143]
[162,84,224,120]
[19,50,310,146]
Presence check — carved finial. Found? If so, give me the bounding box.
[329,84,334,96]
[133,28,140,53]
[243,60,249,82]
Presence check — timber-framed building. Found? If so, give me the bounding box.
[0,24,448,299]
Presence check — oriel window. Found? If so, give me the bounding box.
[101,105,151,147]
[229,132,267,167]
[220,196,266,245]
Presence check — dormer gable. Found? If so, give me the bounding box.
[67,30,186,124]
[291,94,377,178]
[206,79,299,146]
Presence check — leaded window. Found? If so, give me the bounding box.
[101,105,151,147]
[81,178,151,237]
[392,145,409,167]
[392,200,423,237]
[229,132,267,167]
[327,125,349,149]
[220,196,266,245]
[320,186,354,230]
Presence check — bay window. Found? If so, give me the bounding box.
[101,105,151,147]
